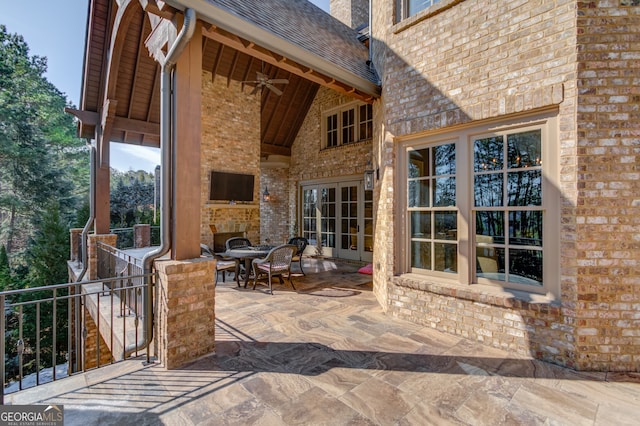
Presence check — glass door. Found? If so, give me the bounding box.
[302,180,372,262]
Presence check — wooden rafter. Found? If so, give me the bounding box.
[201,25,374,103]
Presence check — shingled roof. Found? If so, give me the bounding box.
[168,0,380,94]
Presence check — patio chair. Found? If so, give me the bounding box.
[225,237,252,279]
[201,244,239,286]
[225,237,252,250]
[251,244,297,294]
[287,237,308,275]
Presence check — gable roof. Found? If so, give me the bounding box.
[167,0,379,96]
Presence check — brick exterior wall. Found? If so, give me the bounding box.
[200,72,262,247]
[330,0,369,29]
[154,257,216,369]
[573,0,640,370]
[260,167,291,244]
[370,0,639,371]
[82,307,113,369]
[289,87,374,246]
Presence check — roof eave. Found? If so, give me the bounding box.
[164,0,380,98]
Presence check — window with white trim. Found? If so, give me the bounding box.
[402,112,559,296]
[323,102,373,148]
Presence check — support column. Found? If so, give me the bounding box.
[172,23,202,261]
[87,234,117,280]
[154,257,215,369]
[134,224,151,248]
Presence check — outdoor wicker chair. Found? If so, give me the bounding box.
[201,244,239,286]
[251,244,297,294]
[287,237,308,275]
[225,237,252,250]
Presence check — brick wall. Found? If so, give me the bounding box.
[368,0,639,371]
[289,88,373,245]
[155,257,216,369]
[330,0,369,29]
[200,71,262,246]
[573,0,640,370]
[260,167,291,244]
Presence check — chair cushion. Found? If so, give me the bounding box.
[217,260,237,270]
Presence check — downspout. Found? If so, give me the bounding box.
[128,7,196,358]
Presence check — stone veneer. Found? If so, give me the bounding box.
[368,0,639,370]
[200,71,262,247]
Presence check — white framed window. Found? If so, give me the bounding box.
[323,102,373,148]
[400,111,560,297]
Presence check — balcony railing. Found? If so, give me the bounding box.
[1,269,154,404]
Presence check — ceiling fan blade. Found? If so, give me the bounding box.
[269,79,289,85]
[250,85,261,95]
[266,84,283,96]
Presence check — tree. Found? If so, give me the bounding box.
[0,25,88,263]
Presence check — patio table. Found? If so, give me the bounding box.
[221,246,274,288]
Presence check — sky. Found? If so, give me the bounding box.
[1,0,331,173]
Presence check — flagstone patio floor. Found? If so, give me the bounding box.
[6,258,640,425]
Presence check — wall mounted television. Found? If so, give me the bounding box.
[209,171,255,202]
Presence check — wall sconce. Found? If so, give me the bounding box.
[364,161,374,191]
[262,186,271,202]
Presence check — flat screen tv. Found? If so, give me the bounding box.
[209,171,255,202]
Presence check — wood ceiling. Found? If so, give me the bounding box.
[76,2,339,157]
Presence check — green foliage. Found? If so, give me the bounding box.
[0,24,88,262]
[26,202,70,288]
[110,169,156,228]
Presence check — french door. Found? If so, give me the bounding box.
[301,180,373,262]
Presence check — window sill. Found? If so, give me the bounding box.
[321,138,372,152]
[393,273,560,314]
[393,0,465,34]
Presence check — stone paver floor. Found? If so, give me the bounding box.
[7,258,640,425]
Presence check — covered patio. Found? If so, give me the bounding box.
[8,258,639,424]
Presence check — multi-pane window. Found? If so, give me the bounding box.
[359,104,373,140]
[403,113,558,295]
[342,109,355,144]
[398,0,443,20]
[408,142,457,274]
[320,187,336,248]
[326,113,338,148]
[474,130,543,286]
[302,188,317,246]
[324,103,373,148]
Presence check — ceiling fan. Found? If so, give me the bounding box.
[243,71,289,96]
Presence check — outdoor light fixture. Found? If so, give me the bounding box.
[262,187,271,202]
[364,161,374,191]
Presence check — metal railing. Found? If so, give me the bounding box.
[96,242,145,317]
[111,226,160,249]
[0,271,153,404]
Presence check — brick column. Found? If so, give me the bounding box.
[154,256,216,369]
[134,224,151,248]
[69,228,83,263]
[87,234,117,280]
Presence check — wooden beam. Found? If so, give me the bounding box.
[139,0,176,20]
[65,108,99,125]
[172,22,203,260]
[113,116,160,136]
[260,143,291,156]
